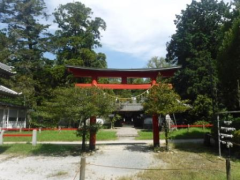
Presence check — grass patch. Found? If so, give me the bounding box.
[0,144,82,156]
[119,143,240,180]
[47,171,68,177]
[3,129,117,142]
[136,127,211,140]
[97,130,117,140]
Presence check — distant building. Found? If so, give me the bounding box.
[0,62,27,128]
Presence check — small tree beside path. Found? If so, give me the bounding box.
[143,81,189,150]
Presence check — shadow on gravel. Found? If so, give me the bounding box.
[124,144,152,152]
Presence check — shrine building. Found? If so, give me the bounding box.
[0,62,27,128]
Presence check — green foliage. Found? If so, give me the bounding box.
[190,95,213,122]
[0,0,51,72]
[53,2,107,68]
[0,0,52,108]
[217,16,240,110]
[166,0,230,103]
[143,81,189,150]
[3,130,117,142]
[233,130,240,144]
[146,56,170,68]
[231,117,240,130]
[0,0,108,114]
[0,31,11,64]
[193,120,210,125]
[37,87,116,127]
[136,128,210,140]
[108,114,121,129]
[76,122,102,139]
[143,82,189,116]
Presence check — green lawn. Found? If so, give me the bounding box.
[119,143,240,180]
[3,129,117,142]
[136,127,211,140]
[0,144,81,155]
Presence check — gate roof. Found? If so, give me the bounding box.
[67,66,181,78]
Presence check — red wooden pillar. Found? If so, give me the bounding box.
[121,76,127,84]
[151,77,157,86]
[92,76,98,85]
[152,114,160,147]
[89,116,96,150]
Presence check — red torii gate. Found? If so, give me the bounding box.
[67,65,180,149]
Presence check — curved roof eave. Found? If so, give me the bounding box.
[0,85,22,97]
[0,62,16,76]
[66,65,181,78]
[66,65,181,72]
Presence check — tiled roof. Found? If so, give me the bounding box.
[0,85,21,96]
[0,62,16,76]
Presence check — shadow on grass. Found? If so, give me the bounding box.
[172,142,219,156]
[0,146,10,154]
[169,130,207,139]
[140,129,153,132]
[31,144,83,156]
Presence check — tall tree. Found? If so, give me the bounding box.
[0,31,11,64]
[166,0,230,107]
[53,2,107,68]
[146,56,170,68]
[217,16,240,110]
[0,0,52,107]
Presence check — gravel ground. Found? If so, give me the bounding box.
[0,127,167,180]
[0,143,163,180]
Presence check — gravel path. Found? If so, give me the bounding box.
[0,127,165,180]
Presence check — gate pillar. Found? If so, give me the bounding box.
[89,116,96,150]
[152,114,160,147]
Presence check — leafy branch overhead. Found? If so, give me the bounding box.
[37,87,117,127]
[143,83,189,116]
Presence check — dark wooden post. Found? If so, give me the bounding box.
[226,158,231,180]
[152,114,160,147]
[89,116,96,150]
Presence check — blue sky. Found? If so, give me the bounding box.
[45,0,231,69]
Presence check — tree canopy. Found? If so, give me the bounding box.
[146,56,170,68]
[53,2,107,68]
[143,83,189,116]
[217,9,240,110]
[166,0,229,102]
[0,1,108,110]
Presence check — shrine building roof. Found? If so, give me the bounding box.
[0,62,16,76]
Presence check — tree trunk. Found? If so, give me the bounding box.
[165,120,169,151]
[82,119,86,151]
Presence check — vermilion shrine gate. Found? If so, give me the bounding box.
[67,66,180,149]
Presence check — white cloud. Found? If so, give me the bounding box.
[45,0,230,64]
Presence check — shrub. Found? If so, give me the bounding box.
[193,120,210,125]
[233,130,240,144]
[232,117,240,130]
